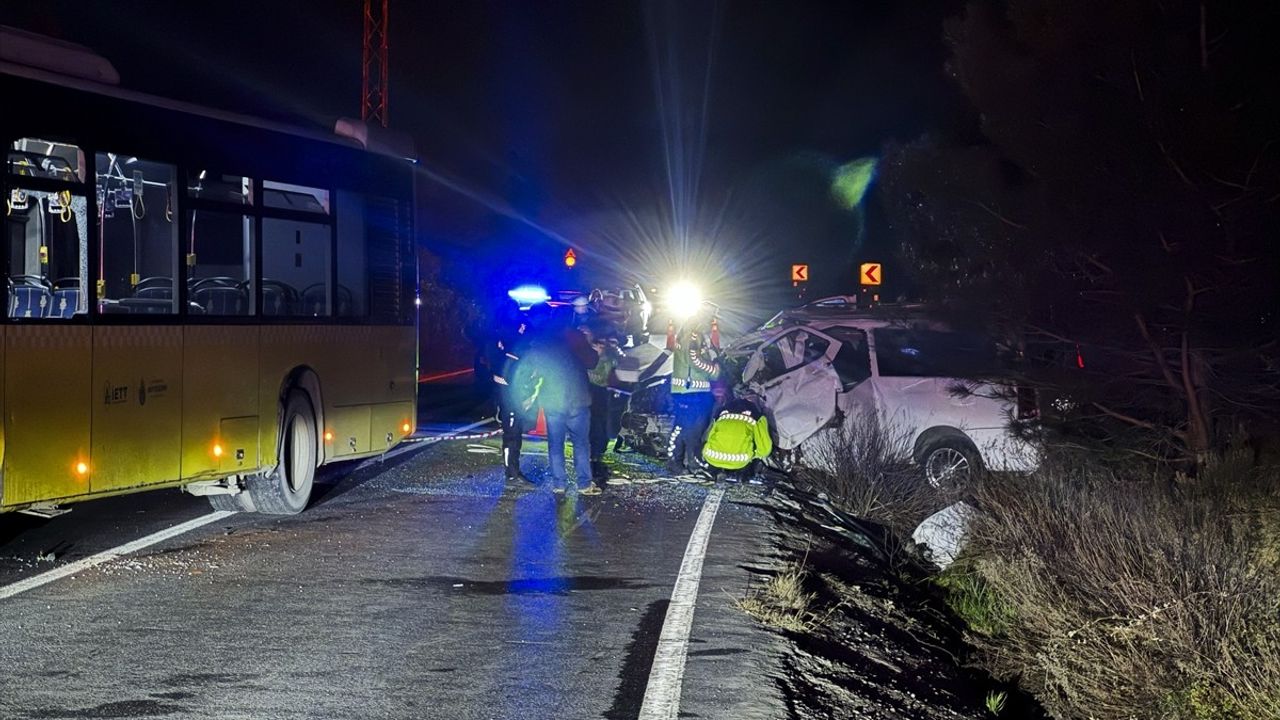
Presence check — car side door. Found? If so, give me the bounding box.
[820,325,876,418]
[744,327,842,449]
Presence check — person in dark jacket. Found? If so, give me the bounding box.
[487,302,535,483]
[517,322,599,495]
[584,319,624,488]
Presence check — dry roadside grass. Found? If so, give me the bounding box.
[953,448,1280,720]
[735,548,851,635]
[736,562,817,633]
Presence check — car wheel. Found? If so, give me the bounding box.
[919,437,981,490]
[244,389,317,515]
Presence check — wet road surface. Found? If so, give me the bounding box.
[0,422,787,719]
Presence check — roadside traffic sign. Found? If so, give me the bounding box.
[791,264,809,282]
[859,262,881,286]
[564,248,577,268]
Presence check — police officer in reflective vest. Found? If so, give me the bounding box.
[702,399,773,480]
[666,318,721,474]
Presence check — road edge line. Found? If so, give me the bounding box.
[638,486,726,720]
[356,417,498,470]
[0,510,236,601]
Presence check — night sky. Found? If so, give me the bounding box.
[5,1,962,318]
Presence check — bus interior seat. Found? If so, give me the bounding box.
[302,283,353,316]
[301,283,327,316]
[262,279,298,316]
[50,278,82,318]
[117,297,173,314]
[133,276,174,300]
[8,276,53,318]
[190,281,248,312]
[335,284,353,315]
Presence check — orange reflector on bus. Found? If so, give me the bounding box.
[74,461,89,476]
[401,422,411,433]
[213,444,224,458]
[324,431,334,443]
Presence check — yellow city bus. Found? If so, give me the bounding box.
[0,30,417,516]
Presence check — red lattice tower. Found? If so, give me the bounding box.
[361,0,389,127]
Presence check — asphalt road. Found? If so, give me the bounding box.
[0,384,788,720]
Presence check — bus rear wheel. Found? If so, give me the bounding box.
[244,389,318,515]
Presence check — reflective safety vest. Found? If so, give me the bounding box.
[588,344,622,388]
[670,327,720,395]
[702,409,773,470]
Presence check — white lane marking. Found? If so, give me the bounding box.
[355,417,498,469]
[0,420,496,602]
[0,511,235,601]
[639,486,726,720]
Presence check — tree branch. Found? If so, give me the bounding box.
[1156,137,1196,187]
[1131,50,1145,102]
[1134,312,1186,397]
[1181,330,1211,454]
[1091,401,1179,437]
[1245,140,1275,188]
[967,199,1028,230]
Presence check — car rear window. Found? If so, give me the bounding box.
[873,328,999,378]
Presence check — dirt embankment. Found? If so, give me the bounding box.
[740,484,1045,720]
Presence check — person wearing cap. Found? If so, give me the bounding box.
[571,294,596,328]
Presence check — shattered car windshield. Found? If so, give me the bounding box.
[872,328,999,378]
[753,331,830,384]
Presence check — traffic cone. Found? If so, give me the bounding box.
[531,408,547,437]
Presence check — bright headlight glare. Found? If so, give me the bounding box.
[507,285,550,308]
[667,281,702,319]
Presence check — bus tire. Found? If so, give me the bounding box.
[206,493,250,512]
[246,389,318,515]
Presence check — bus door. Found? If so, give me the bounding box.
[89,154,183,493]
[2,138,93,507]
[181,196,260,480]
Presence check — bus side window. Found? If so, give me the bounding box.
[262,217,331,317]
[335,191,369,317]
[261,180,332,318]
[5,138,89,320]
[187,210,254,316]
[95,153,178,315]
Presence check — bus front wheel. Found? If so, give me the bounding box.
[244,389,318,515]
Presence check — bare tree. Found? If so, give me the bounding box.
[881,0,1280,465]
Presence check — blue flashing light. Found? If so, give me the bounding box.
[508,285,550,309]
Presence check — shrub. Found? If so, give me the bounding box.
[957,450,1280,720]
[798,411,947,536]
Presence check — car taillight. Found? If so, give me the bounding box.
[1016,385,1039,420]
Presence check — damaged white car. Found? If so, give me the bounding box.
[727,298,1040,486]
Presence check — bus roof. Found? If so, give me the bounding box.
[0,25,414,162]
